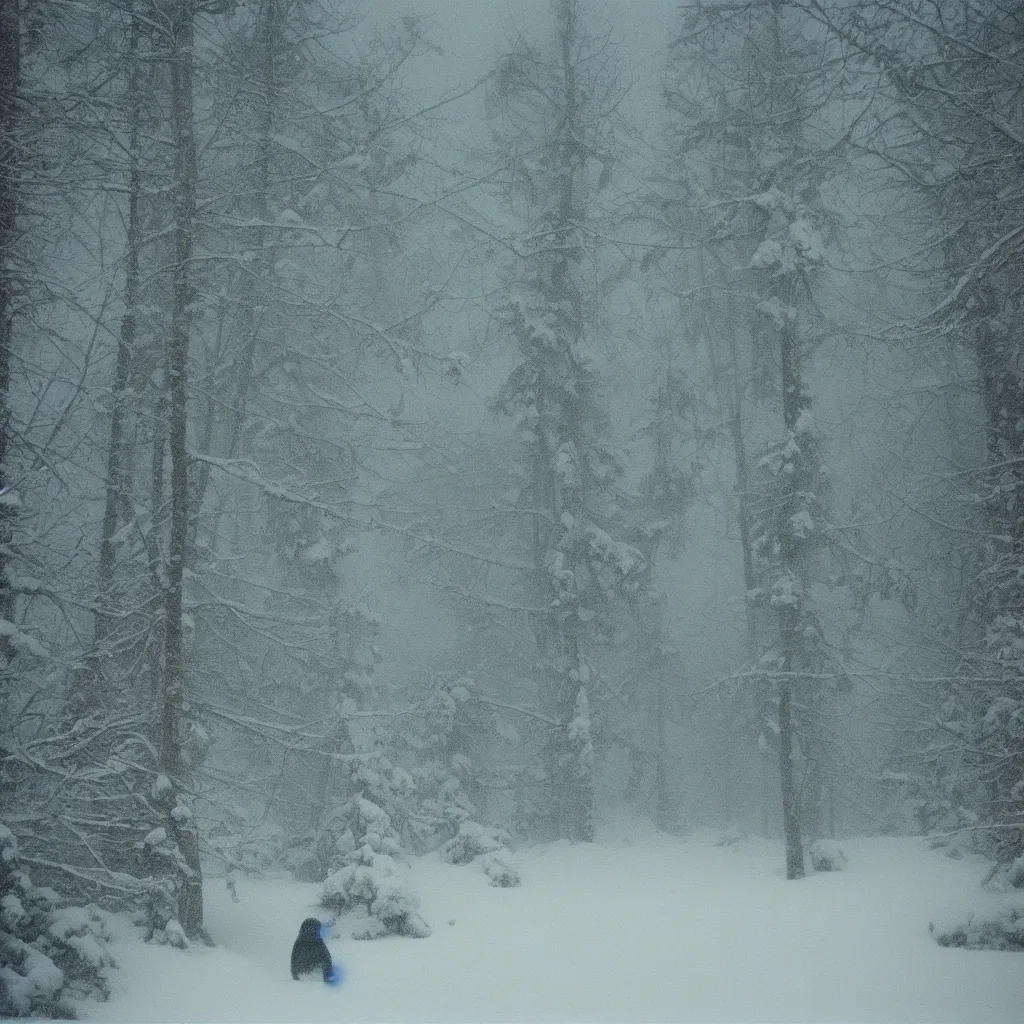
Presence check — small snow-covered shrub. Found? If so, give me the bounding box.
[809,840,847,872]
[405,676,486,854]
[440,820,520,887]
[162,919,190,950]
[479,850,520,888]
[46,905,117,978]
[0,823,115,1018]
[441,821,509,865]
[931,907,1024,951]
[320,848,430,939]
[318,798,429,939]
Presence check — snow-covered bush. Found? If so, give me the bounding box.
[440,820,520,886]
[403,676,486,853]
[809,840,847,872]
[318,798,430,939]
[408,767,473,853]
[440,821,509,865]
[134,827,182,942]
[290,745,418,883]
[0,823,115,1018]
[479,850,521,888]
[931,907,1024,951]
[349,749,416,844]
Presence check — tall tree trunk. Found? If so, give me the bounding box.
[226,0,277,459]
[161,0,203,937]
[700,254,776,835]
[162,0,195,782]
[552,0,592,844]
[94,7,143,665]
[146,384,166,704]
[0,0,20,664]
[778,676,803,877]
[777,321,806,879]
[654,675,671,831]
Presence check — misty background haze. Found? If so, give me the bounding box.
[1,0,1023,1015]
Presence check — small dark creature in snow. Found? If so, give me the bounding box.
[290,917,333,981]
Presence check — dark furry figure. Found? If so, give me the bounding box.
[290,917,333,981]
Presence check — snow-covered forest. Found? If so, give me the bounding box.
[2,0,1024,1017]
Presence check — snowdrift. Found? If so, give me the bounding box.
[80,831,1024,1023]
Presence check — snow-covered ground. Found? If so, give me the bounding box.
[80,826,1024,1022]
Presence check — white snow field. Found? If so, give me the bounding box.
[81,828,1024,1023]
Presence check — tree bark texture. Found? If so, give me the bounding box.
[0,0,20,661]
[776,322,806,879]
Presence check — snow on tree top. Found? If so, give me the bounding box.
[789,216,825,263]
[770,574,803,607]
[751,187,788,213]
[357,797,392,828]
[750,239,786,272]
[556,444,580,487]
[790,510,815,538]
[793,408,815,434]
[583,525,644,577]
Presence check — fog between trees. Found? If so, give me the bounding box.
[1,0,1022,965]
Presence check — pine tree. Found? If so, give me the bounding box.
[664,0,856,876]
[489,0,643,841]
